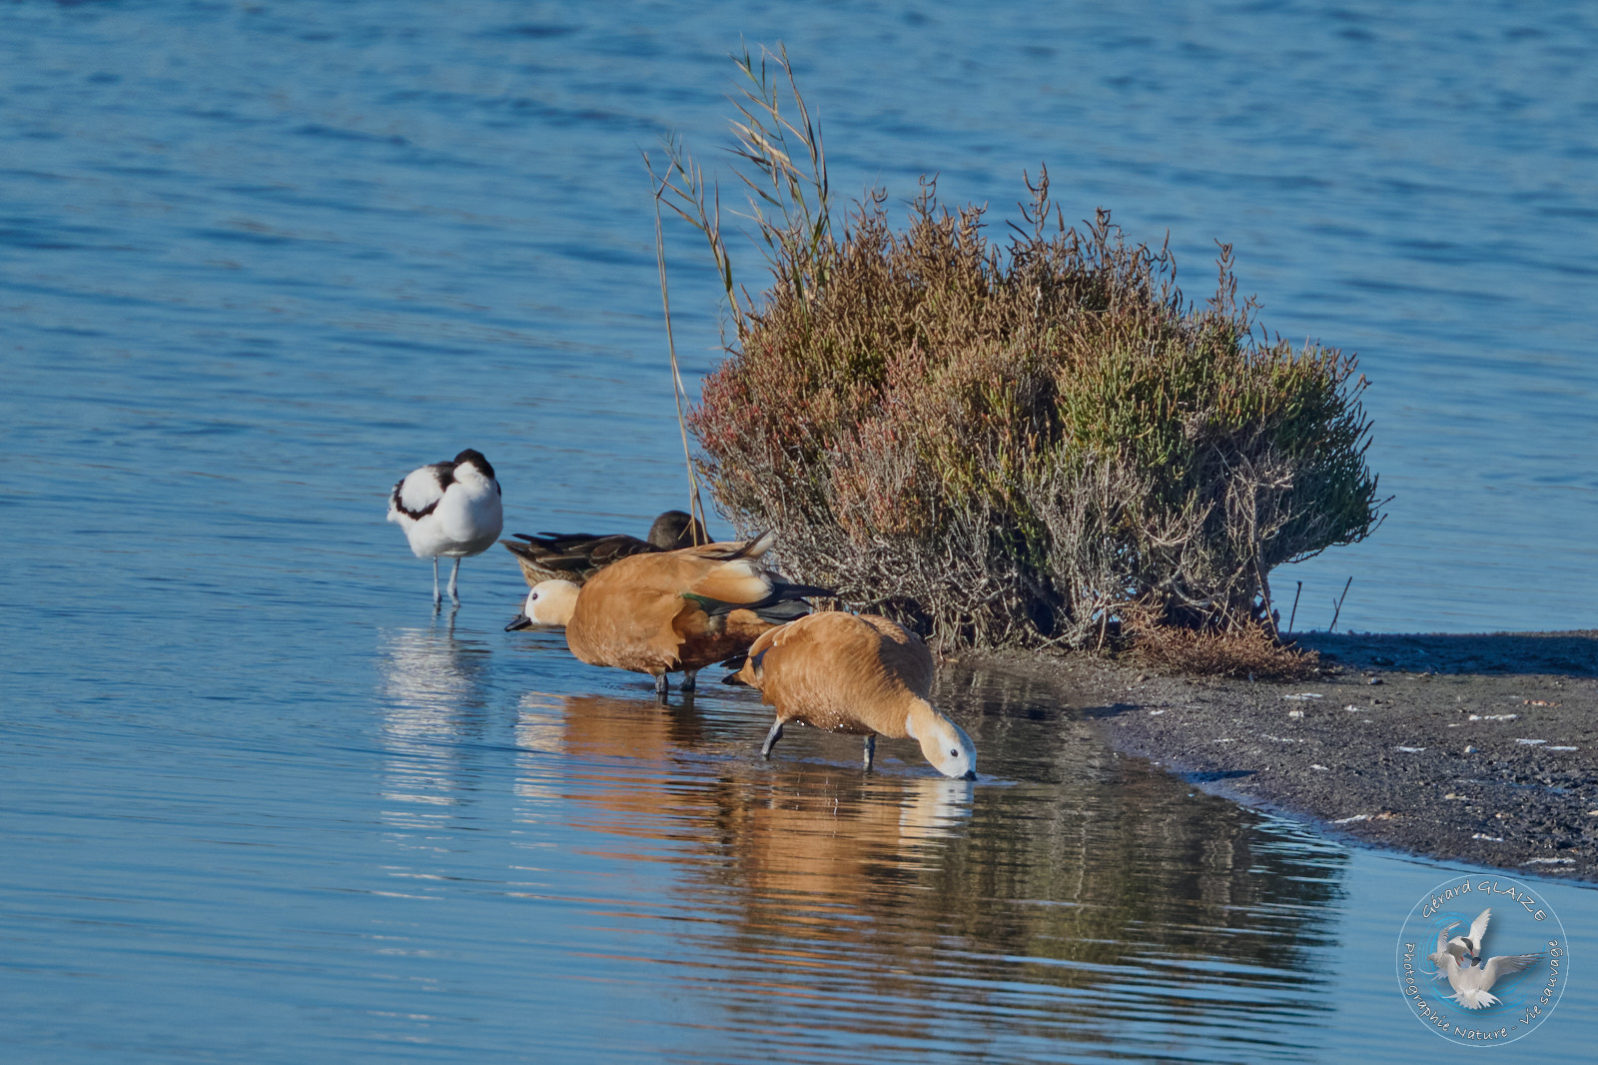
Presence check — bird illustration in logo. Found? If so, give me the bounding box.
[1433,908,1491,973]
[1428,908,1544,1009]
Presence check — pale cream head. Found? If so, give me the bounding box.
[505,580,580,631]
[906,709,977,780]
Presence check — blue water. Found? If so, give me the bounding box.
[2,1,1594,1062]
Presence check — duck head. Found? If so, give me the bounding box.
[506,579,580,631]
[906,707,977,780]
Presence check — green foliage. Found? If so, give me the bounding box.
[662,48,1385,651]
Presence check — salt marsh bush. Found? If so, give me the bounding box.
[653,47,1383,652]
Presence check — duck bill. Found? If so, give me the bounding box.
[505,612,533,632]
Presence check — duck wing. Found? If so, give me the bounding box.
[683,578,831,622]
[502,532,659,585]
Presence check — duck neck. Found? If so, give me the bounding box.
[902,696,939,740]
[537,581,580,626]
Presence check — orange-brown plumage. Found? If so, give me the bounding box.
[733,612,977,778]
[513,532,823,698]
[737,613,931,735]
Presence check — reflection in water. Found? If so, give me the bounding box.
[512,691,967,849]
[512,692,711,831]
[503,677,1352,1061]
[377,622,494,856]
[661,668,1349,1061]
[516,692,709,767]
[711,769,973,932]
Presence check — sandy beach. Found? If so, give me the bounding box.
[987,631,1598,882]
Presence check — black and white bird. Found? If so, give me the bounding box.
[387,449,504,608]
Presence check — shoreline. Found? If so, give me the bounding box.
[980,631,1598,883]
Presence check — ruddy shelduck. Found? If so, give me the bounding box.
[505,531,825,699]
[729,611,978,779]
[502,510,708,586]
[387,449,503,608]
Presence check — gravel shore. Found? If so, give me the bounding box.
[993,631,1598,882]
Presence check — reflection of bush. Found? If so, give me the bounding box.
[661,48,1383,652]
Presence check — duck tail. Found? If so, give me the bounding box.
[733,529,777,559]
[501,538,538,559]
[770,580,834,601]
[682,581,833,625]
[697,529,775,561]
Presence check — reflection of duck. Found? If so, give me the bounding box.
[730,612,977,779]
[507,532,825,699]
[507,694,969,887]
[896,775,976,838]
[724,771,972,921]
[511,692,710,833]
[516,692,707,764]
[502,510,708,586]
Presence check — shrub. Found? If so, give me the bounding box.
[655,47,1384,652]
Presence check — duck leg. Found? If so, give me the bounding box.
[760,720,784,759]
[863,733,876,773]
[447,558,463,604]
[680,668,698,693]
[431,558,442,609]
[654,673,669,701]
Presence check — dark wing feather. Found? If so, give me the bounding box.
[390,461,452,520]
[502,531,661,585]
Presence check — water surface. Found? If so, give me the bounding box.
[8,622,1593,1062]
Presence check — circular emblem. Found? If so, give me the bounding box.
[1394,874,1567,1045]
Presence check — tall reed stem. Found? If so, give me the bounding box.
[652,170,709,543]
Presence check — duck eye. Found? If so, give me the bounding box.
[950,748,959,757]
